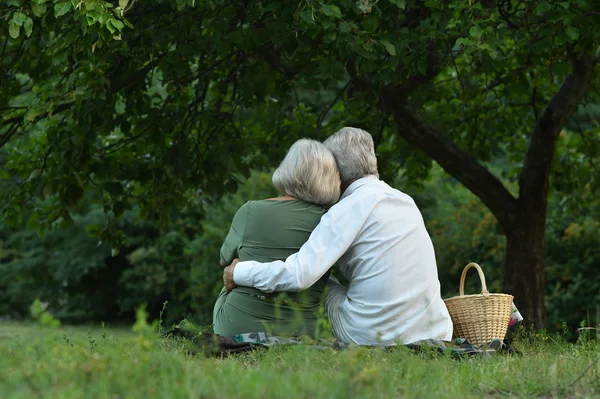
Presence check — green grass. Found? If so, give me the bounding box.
[0,322,598,398]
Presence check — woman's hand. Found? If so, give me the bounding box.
[223,258,240,293]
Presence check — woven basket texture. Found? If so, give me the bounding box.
[444,263,513,345]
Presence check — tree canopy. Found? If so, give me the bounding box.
[2,0,599,327]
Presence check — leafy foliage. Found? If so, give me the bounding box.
[3,0,597,231]
[0,171,278,326]
[0,204,137,321]
[29,298,61,328]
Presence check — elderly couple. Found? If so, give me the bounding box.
[213,127,453,346]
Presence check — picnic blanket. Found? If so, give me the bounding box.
[163,320,521,358]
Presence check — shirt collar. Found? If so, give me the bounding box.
[341,175,379,199]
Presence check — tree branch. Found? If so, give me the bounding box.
[341,48,520,230]
[345,59,370,92]
[316,81,351,132]
[518,53,597,216]
[0,121,20,149]
[381,95,518,231]
[108,54,165,95]
[256,46,302,79]
[0,102,74,149]
[384,42,441,102]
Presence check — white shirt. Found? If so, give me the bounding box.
[233,175,453,345]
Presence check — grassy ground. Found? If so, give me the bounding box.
[0,321,598,399]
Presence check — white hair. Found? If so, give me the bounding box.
[323,127,379,182]
[272,139,341,206]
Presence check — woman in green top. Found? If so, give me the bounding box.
[213,139,341,337]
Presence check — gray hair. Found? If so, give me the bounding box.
[323,127,379,182]
[272,139,341,206]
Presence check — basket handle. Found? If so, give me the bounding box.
[459,262,489,296]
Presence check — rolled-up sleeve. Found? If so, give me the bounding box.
[233,201,363,292]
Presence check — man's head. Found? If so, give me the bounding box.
[323,127,379,183]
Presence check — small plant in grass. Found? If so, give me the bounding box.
[313,302,334,340]
[88,329,97,353]
[132,305,159,335]
[158,301,169,335]
[62,333,74,347]
[29,299,60,328]
[101,322,108,346]
[561,321,570,340]
[576,320,599,349]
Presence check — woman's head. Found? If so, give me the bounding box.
[272,139,341,206]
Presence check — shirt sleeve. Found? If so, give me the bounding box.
[220,202,249,266]
[233,200,364,292]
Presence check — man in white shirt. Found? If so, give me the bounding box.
[223,127,453,346]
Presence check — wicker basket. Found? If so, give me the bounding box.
[444,263,514,345]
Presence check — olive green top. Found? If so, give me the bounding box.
[213,199,330,337]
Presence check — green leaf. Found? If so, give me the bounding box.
[320,4,342,19]
[119,0,129,9]
[106,20,116,34]
[389,0,406,9]
[54,1,72,17]
[84,223,104,237]
[301,9,315,25]
[456,37,474,46]
[8,21,20,39]
[321,18,332,30]
[446,18,460,29]
[535,1,553,14]
[86,10,101,25]
[339,21,351,33]
[28,169,42,181]
[26,212,40,231]
[110,18,125,31]
[23,17,33,37]
[469,25,482,38]
[26,106,45,121]
[565,26,579,40]
[95,10,107,25]
[380,40,396,56]
[92,39,103,53]
[31,2,47,18]
[12,11,27,26]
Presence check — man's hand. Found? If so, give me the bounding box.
[223,258,240,293]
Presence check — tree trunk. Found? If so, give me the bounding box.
[504,220,547,328]
[375,53,596,329]
[509,53,597,327]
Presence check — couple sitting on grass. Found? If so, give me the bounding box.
[214,127,453,346]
